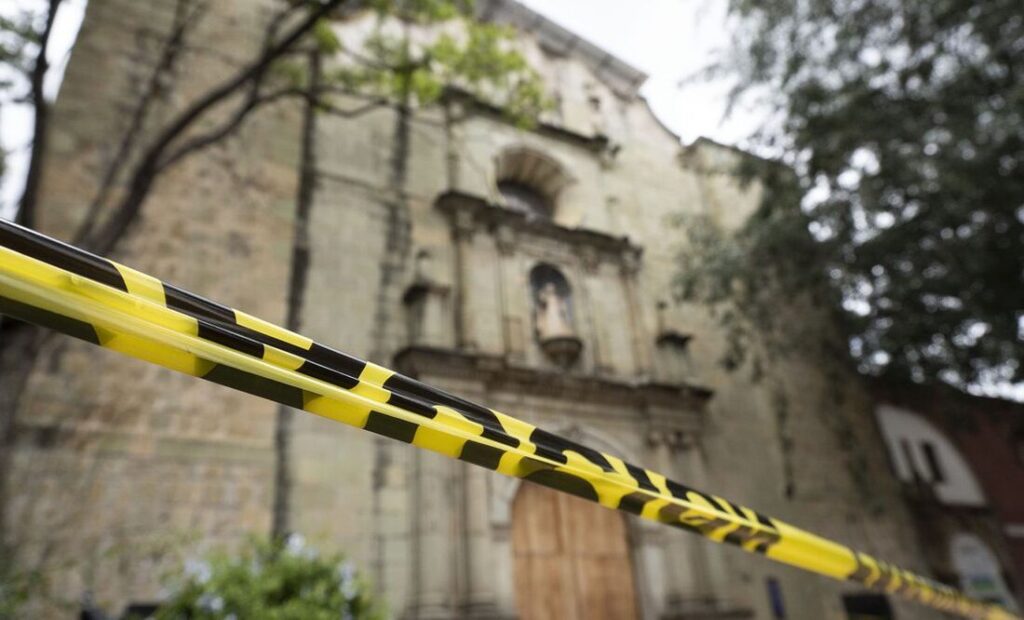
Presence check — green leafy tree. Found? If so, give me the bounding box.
[684,0,1024,390]
[155,536,382,620]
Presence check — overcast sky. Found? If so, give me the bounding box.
[519,0,760,145]
[0,0,756,218]
[0,0,85,219]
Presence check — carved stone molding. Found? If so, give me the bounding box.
[493,224,517,256]
[578,245,601,274]
[393,345,713,418]
[452,207,478,242]
[620,246,643,276]
[646,428,698,451]
[661,602,755,620]
[436,190,641,263]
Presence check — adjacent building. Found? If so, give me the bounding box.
[874,386,1024,613]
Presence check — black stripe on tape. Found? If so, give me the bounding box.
[665,478,697,501]
[383,373,520,448]
[529,427,616,472]
[0,221,127,292]
[365,410,418,443]
[0,295,100,345]
[523,466,600,503]
[304,344,366,384]
[624,463,659,493]
[459,440,505,470]
[202,364,305,409]
[196,319,265,359]
[164,284,235,323]
[723,521,781,554]
[296,358,361,390]
[387,390,438,418]
[480,426,519,448]
[617,491,651,515]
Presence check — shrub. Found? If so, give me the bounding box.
[155,535,382,620]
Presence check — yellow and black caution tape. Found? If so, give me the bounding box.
[0,220,1018,620]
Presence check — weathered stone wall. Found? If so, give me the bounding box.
[3,0,302,615]
[3,1,942,619]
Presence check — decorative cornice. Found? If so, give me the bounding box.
[578,245,601,274]
[393,345,713,415]
[442,88,615,154]
[493,224,518,255]
[436,190,642,262]
[476,0,648,98]
[451,207,477,242]
[620,246,642,276]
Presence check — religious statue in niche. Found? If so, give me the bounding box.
[530,264,583,367]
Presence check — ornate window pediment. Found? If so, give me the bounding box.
[494,147,574,220]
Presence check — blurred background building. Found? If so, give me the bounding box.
[1,0,1021,618]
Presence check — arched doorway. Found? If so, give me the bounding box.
[511,481,639,620]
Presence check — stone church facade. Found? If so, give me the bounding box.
[3,1,948,618]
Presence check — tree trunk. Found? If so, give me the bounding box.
[272,50,322,540]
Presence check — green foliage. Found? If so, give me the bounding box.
[155,536,382,620]
[320,0,550,123]
[366,0,474,23]
[690,0,1024,389]
[312,19,343,55]
[0,6,45,97]
[676,159,831,373]
[0,544,44,618]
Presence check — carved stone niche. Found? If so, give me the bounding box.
[435,190,642,372]
[403,249,451,348]
[654,300,697,384]
[529,263,582,367]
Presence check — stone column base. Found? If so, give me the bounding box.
[661,599,754,620]
[461,602,518,620]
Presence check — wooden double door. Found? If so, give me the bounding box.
[511,481,640,620]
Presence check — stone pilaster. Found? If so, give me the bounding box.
[649,431,708,611]
[460,465,515,619]
[494,225,525,363]
[410,451,456,618]
[452,208,478,352]
[621,247,653,378]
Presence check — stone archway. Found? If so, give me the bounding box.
[511,479,640,620]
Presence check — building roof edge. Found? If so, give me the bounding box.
[478,0,648,97]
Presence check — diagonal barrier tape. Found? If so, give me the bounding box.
[0,220,1018,620]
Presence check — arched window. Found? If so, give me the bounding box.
[498,180,551,219]
[874,405,987,506]
[494,147,573,220]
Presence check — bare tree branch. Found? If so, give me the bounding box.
[157,83,391,171]
[317,96,390,117]
[72,0,206,245]
[157,88,297,171]
[82,0,356,256]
